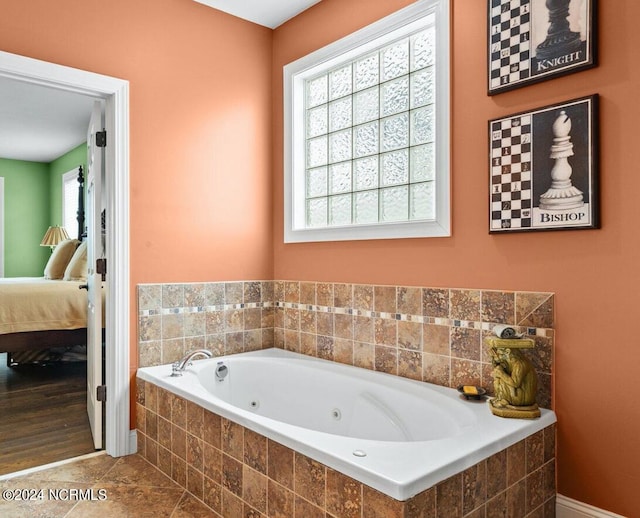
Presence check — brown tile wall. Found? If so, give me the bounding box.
[272,282,554,409]
[137,281,275,368]
[136,378,556,518]
[138,281,554,408]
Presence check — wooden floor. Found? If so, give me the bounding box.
[0,353,96,475]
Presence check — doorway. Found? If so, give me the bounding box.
[0,50,131,471]
[0,177,4,277]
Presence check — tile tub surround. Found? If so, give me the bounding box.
[138,281,554,407]
[136,377,557,517]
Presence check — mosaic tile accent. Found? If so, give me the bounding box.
[137,378,556,518]
[137,282,554,408]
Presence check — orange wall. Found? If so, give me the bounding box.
[2,0,639,514]
[273,0,640,515]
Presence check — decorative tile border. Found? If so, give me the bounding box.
[139,301,274,317]
[137,281,554,407]
[274,300,551,336]
[137,378,556,518]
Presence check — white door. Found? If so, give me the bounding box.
[86,100,104,449]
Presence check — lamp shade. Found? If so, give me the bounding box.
[40,226,70,247]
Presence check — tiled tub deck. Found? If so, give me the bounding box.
[136,378,556,518]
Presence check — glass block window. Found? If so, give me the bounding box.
[284,0,450,242]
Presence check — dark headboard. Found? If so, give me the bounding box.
[77,166,85,240]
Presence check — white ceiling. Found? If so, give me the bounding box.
[0,1,319,163]
[0,76,95,163]
[193,0,321,28]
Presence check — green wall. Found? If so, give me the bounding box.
[1,143,87,277]
[0,158,50,276]
[49,143,87,239]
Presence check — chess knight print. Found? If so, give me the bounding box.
[489,95,599,233]
[488,0,596,94]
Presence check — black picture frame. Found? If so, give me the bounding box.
[488,0,597,95]
[489,94,599,233]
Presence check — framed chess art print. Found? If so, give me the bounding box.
[489,94,599,233]
[488,0,597,95]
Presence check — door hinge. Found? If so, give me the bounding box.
[96,130,107,147]
[97,385,107,402]
[96,258,107,281]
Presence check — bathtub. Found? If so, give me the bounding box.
[137,348,556,500]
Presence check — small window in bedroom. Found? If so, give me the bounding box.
[62,169,79,239]
[283,0,450,243]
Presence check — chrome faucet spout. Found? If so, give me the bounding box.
[171,349,213,376]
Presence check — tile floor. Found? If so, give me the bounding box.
[0,453,214,517]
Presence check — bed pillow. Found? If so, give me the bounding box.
[44,238,80,280]
[63,241,88,281]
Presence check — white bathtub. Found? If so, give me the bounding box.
[137,348,556,500]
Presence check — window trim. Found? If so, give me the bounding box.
[62,168,80,239]
[283,0,450,243]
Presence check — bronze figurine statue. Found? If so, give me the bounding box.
[486,337,541,419]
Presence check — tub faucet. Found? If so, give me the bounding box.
[171,349,213,377]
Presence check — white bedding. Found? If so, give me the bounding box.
[0,277,88,334]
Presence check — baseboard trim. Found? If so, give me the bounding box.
[557,495,627,518]
[129,429,138,454]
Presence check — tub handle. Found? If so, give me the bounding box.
[215,362,229,381]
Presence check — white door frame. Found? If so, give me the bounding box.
[0,50,132,457]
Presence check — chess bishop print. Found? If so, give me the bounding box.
[489,95,599,233]
[488,0,596,95]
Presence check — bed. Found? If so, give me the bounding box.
[0,166,91,365]
[0,278,90,357]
